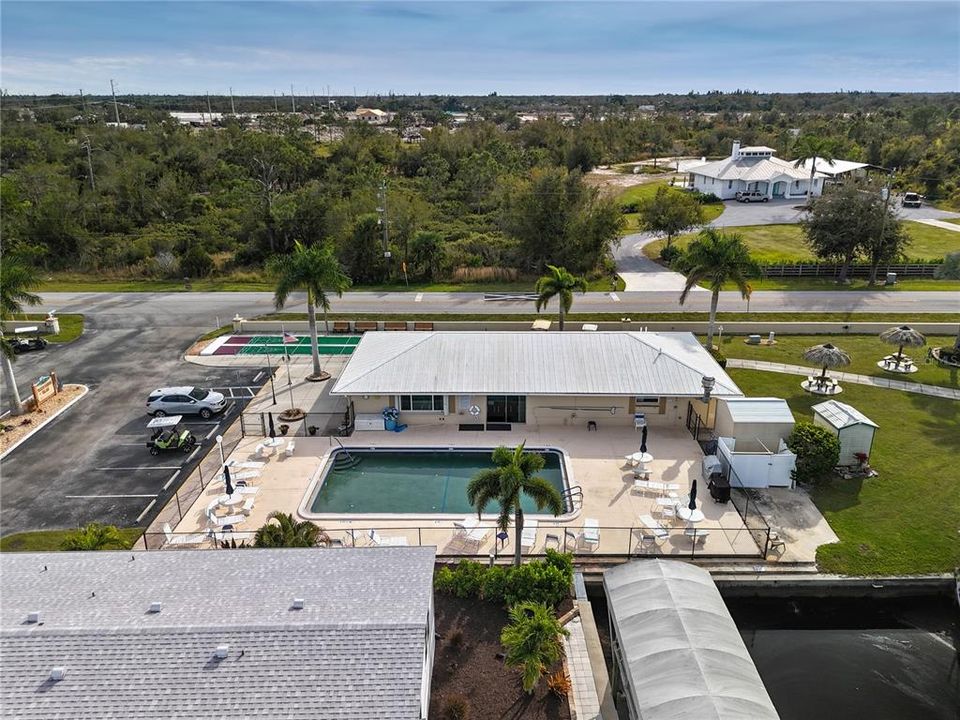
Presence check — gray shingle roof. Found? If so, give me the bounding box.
[1,548,435,719]
[331,332,741,398]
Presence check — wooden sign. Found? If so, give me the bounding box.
[31,371,59,409]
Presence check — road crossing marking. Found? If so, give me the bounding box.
[609,293,621,302]
[415,293,424,302]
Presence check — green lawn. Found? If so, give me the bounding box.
[718,334,959,389]
[0,527,143,552]
[737,277,960,291]
[645,222,960,262]
[617,181,724,233]
[728,368,960,575]
[12,313,85,343]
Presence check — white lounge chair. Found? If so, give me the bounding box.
[240,497,256,516]
[520,519,538,552]
[162,523,209,547]
[579,518,600,550]
[216,470,260,483]
[638,514,669,541]
[684,528,710,546]
[367,529,408,547]
[454,517,490,547]
[285,440,296,457]
[209,514,245,528]
[234,485,260,495]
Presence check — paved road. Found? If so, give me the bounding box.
[0,293,278,536]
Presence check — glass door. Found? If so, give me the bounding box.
[486,396,526,423]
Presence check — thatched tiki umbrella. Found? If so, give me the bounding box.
[802,343,851,384]
[880,325,926,364]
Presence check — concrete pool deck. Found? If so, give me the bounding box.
[171,424,830,561]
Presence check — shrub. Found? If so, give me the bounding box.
[659,244,682,265]
[60,523,126,551]
[544,548,573,578]
[180,245,214,278]
[434,566,456,594]
[434,553,574,607]
[504,562,570,608]
[934,251,960,280]
[691,191,722,204]
[441,695,470,720]
[501,602,569,693]
[547,669,572,698]
[787,422,841,485]
[480,565,509,603]
[708,346,727,368]
[451,559,487,598]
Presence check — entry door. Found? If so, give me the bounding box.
[773,181,786,197]
[486,395,526,423]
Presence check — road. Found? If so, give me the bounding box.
[0,293,277,536]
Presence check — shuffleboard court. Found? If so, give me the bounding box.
[204,334,360,356]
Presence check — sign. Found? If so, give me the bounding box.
[31,371,60,409]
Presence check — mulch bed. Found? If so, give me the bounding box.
[430,594,572,720]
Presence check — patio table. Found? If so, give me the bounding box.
[217,493,245,508]
[263,437,284,448]
[677,507,705,523]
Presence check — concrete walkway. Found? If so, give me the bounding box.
[614,232,707,292]
[726,358,960,400]
[563,615,601,720]
[916,218,960,233]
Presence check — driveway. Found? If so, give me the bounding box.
[613,232,706,292]
[708,197,960,228]
[0,292,278,536]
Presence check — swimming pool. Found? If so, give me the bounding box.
[303,447,571,517]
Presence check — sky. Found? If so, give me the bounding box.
[2,1,958,96]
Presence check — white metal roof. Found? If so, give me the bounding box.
[812,400,878,429]
[721,397,795,424]
[605,560,780,720]
[794,157,868,177]
[738,145,776,153]
[331,332,742,398]
[689,154,810,182]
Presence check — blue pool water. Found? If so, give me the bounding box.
[309,448,568,515]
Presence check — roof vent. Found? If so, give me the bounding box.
[49,667,66,681]
[292,598,305,610]
[214,645,229,659]
[148,602,162,613]
[27,611,41,624]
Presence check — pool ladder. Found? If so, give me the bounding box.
[562,484,583,511]
[330,437,361,470]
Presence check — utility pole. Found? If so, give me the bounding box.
[229,86,236,115]
[872,168,896,285]
[109,79,120,123]
[206,92,213,124]
[290,84,296,112]
[273,90,279,112]
[377,180,391,260]
[81,135,96,190]
[79,88,87,114]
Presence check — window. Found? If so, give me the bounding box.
[399,395,445,412]
[635,397,660,408]
[727,180,733,189]
[188,388,210,401]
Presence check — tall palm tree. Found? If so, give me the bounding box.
[534,265,587,331]
[61,523,126,551]
[268,241,351,380]
[254,511,329,548]
[792,135,836,207]
[1,255,42,416]
[467,444,564,566]
[500,602,569,693]
[678,229,758,351]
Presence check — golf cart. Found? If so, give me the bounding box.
[146,415,198,455]
[10,327,48,354]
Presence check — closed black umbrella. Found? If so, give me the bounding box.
[268,412,276,439]
[224,465,234,496]
[640,425,648,454]
[688,479,698,510]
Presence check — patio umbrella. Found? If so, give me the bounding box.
[224,465,234,496]
[688,479,698,510]
[879,325,926,364]
[640,425,648,454]
[802,343,851,384]
[268,412,276,439]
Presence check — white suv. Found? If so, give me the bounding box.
[146,386,227,419]
[736,191,768,203]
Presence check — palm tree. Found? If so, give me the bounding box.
[466,444,564,566]
[61,523,126,551]
[1,256,42,416]
[268,241,352,380]
[678,229,758,351]
[534,265,587,331]
[500,602,569,693]
[792,135,836,207]
[254,511,329,548]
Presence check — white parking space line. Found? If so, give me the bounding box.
[136,499,157,523]
[609,292,621,302]
[415,292,424,302]
[187,446,201,462]
[65,494,157,499]
[252,371,265,383]
[204,426,219,440]
[162,470,181,491]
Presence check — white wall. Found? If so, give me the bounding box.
[714,402,795,453]
[717,436,795,488]
[813,415,876,465]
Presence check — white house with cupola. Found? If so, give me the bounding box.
[688,141,824,201]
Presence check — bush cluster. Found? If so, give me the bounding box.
[434,550,573,607]
[788,422,841,484]
[691,191,723,204]
[659,244,682,265]
[708,346,727,368]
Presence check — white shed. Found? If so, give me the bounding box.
[715,397,795,452]
[812,400,878,466]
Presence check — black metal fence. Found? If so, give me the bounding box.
[240,408,354,439]
[759,262,939,278]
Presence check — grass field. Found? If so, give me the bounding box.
[8,313,85,343]
[734,277,960,291]
[617,181,724,233]
[645,222,960,262]
[0,527,143,552]
[718,334,959,389]
[729,368,960,575]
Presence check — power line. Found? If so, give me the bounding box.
[109,79,120,123]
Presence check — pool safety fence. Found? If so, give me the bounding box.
[240,407,355,439]
[138,522,769,559]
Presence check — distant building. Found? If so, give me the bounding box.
[169,111,223,126]
[794,156,869,181]
[689,141,823,200]
[1,548,436,719]
[353,107,392,124]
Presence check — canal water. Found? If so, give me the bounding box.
[587,588,959,719]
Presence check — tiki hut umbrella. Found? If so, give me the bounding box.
[879,325,926,365]
[802,343,851,384]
